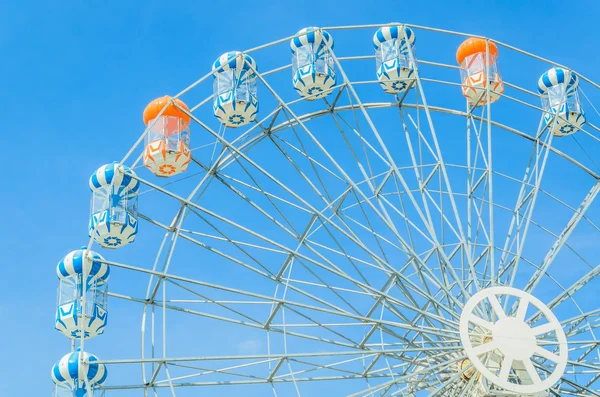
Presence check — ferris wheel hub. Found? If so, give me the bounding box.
[491,316,537,361]
[460,286,568,395]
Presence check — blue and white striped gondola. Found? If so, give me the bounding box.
[55,248,110,339]
[89,162,139,248]
[290,27,336,100]
[538,67,586,136]
[373,25,416,94]
[212,51,259,127]
[52,350,107,397]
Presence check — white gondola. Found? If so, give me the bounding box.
[538,67,586,136]
[212,51,259,127]
[373,25,416,94]
[52,350,107,397]
[55,248,109,339]
[290,27,336,100]
[89,162,139,248]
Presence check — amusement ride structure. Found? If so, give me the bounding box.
[51,24,600,396]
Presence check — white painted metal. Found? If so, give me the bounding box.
[460,286,567,394]
[66,23,600,397]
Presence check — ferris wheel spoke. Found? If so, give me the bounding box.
[498,354,514,383]
[268,114,337,204]
[488,293,507,319]
[296,232,461,326]
[141,292,419,352]
[400,110,465,245]
[329,211,406,254]
[377,294,460,350]
[396,113,452,242]
[521,357,543,384]
[515,296,530,321]
[216,170,314,214]
[523,180,600,295]
[374,167,471,301]
[298,224,439,316]
[209,164,306,237]
[426,362,476,397]
[545,264,600,315]
[287,354,386,381]
[179,228,288,255]
[554,372,600,397]
[105,258,367,330]
[329,95,381,185]
[497,120,556,289]
[165,279,265,325]
[388,261,461,321]
[330,206,444,293]
[180,210,278,278]
[332,197,398,276]
[464,107,498,290]
[219,161,342,278]
[468,314,494,330]
[376,183,461,253]
[155,359,272,385]
[274,307,364,347]
[403,51,481,293]
[305,237,393,276]
[153,201,463,333]
[162,363,177,397]
[534,346,561,363]
[181,270,460,343]
[225,113,450,298]
[295,261,460,333]
[285,257,366,317]
[471,341,498,356]
[349,353,465,397]
[392,275,459,327]
[329,109,392,172]
[189,189,391,304]
[471,179,492,251]
[572,341,600,364]
[184,108,284,202]
[418,188,462,242]
[102,349,464,387]
[324,186,460,316]
[271,133,347,183]
[340,191,439,260]
[532,357,600,397]
[349,192,406,267]
[326,51,476,304]
[304,192,464,316]
[386,173,425,257]
[561,312,600,338]
[252,70,406,237]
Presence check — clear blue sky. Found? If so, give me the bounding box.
[1,0,599,395]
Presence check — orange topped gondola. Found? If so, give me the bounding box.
[142,96,192,177]
[143,96,191,130]
[456,37,504,107]
[456,38,498,65]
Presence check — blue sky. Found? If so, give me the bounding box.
[1,0,600,395]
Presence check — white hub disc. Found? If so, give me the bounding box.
[459,286,568,394]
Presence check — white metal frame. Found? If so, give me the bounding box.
[65,23,600,397]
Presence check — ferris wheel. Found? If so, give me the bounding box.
[50,23,600,397]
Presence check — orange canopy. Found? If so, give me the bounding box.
[143,96,191,126]
[456,38,498,65]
